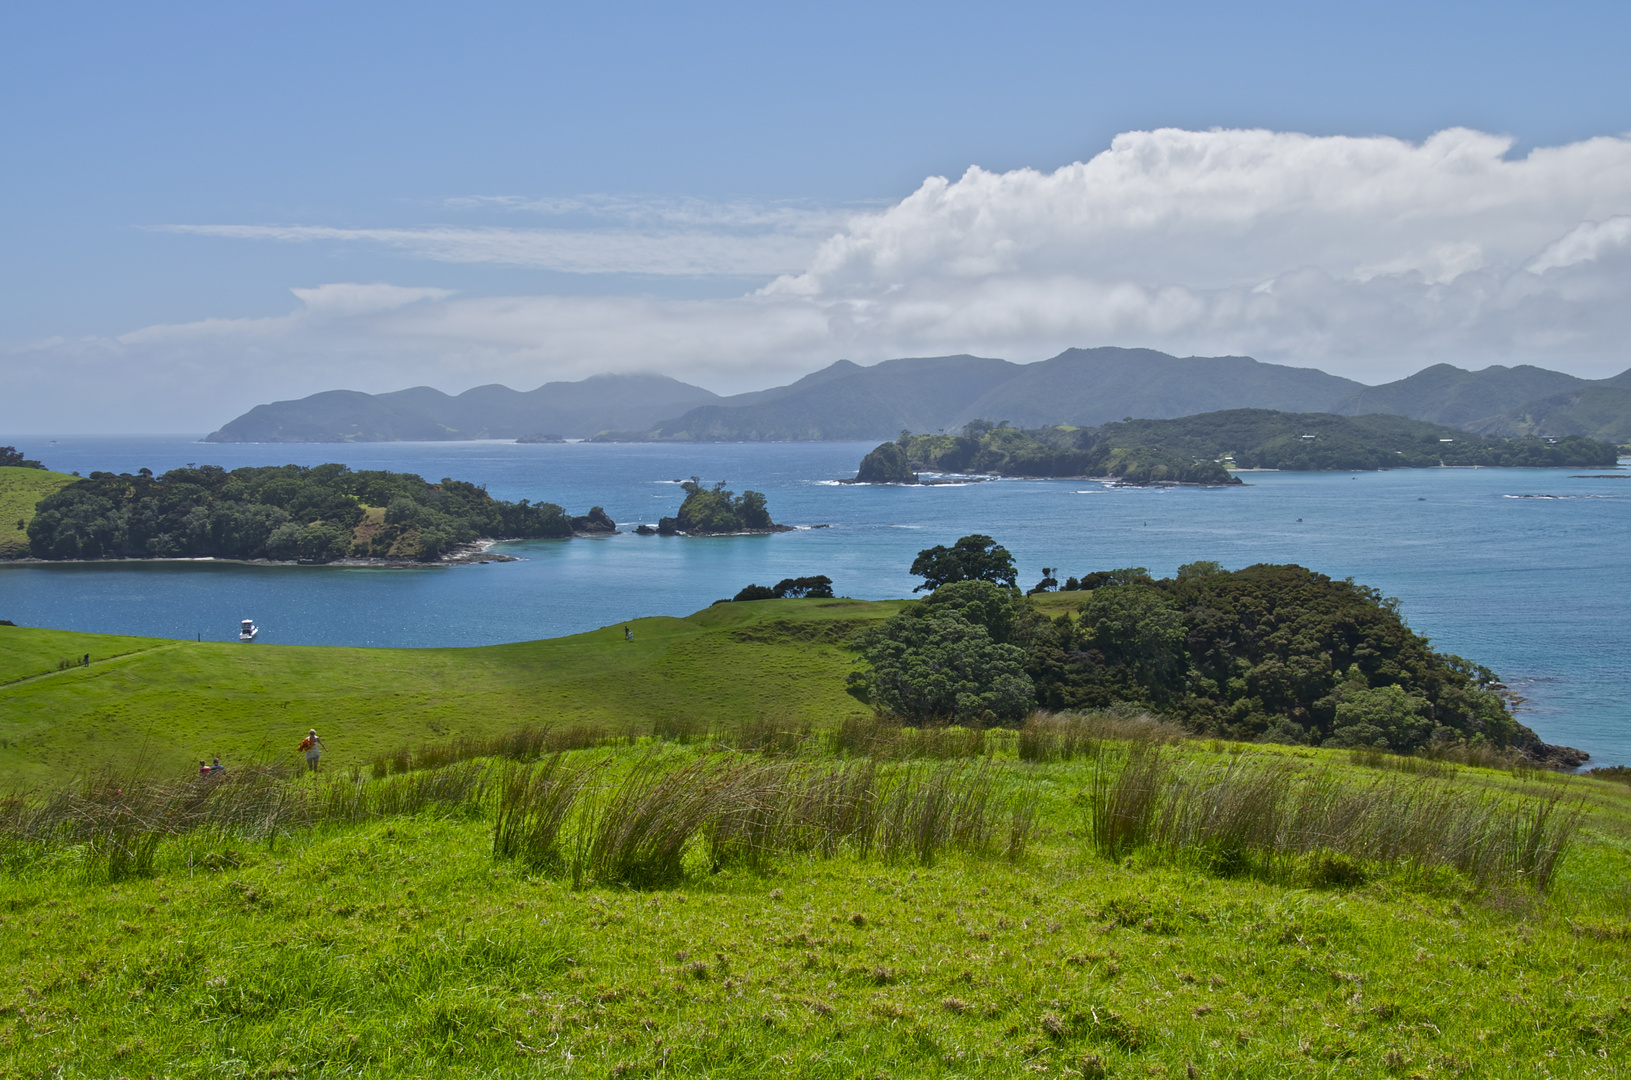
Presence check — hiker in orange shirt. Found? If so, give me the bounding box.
[299,729,326,773]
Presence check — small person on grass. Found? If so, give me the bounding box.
[210,755,224,774]
[199,759,211,778]
[298,729,326,773]
[625,625,633,642]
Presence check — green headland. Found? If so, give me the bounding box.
[864,411,1619,484]
[0,465,76,559]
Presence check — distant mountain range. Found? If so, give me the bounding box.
[204,374,721,442]
[204,348,1631,444]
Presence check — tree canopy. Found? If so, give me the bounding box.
[0,447,45,469]
[730,575,834,602]
[850,596,1034,725]
[881,411,1616,484]
[908,534,1018,592]
[894,422,1237,485]
[1035,564,1525,752]
[25,463,583,562]
[853,554,1553,757]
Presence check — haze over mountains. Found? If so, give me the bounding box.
[205,348,1631,445]
[206,374,720,443]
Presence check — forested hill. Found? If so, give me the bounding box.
[601,349,1363,441]
[204,373,718,443]
[851,563,1577,762]
[1099,409,1619,471]
[21,464,607,563]
[865,409,1617,482]
[602,350,1631,443]
[835,533,1582,763]
[891,424,1239,485]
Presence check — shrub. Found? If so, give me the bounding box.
[850,606,1033,725]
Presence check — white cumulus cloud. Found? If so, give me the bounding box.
[9,126,1631,432]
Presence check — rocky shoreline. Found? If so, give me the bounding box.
[841,473,1240,488]
[0,539,523,569]
[632,523,797,536]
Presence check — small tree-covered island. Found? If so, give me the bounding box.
[853,409,1619,483]
[643,476,792,535]
[16,462,620,563]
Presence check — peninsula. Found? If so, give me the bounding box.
[15,462,617,564]
[852,410,1618,483]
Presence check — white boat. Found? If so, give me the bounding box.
[238,619,259,642]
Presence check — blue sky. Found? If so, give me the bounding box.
[4,0,1631,431]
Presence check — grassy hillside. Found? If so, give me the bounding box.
[0,465,77,558]
[0,599,899,787]
[1474,385,1631,445]
[1333,363,1588,428]
[3,601,1631,1076]
[1,733,1628,1077]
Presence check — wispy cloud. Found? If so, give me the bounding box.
[439,192,864,231]
[150,193,865,277]
[1526,216,1631,273]
[151,223,824,277]
[12,127,1631,432]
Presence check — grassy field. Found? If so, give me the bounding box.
[0,466,76,558]
[0,599,901,787]
[3,601,1631,1077]
[1,733,1628,1078]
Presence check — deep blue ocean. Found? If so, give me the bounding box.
[3,435,1627,766]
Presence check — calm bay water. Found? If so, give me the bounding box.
[3,435,1628,766]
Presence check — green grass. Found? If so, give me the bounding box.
[5,600,1631,1076]
[0,466,76,558]
[2,738,1629,1078]
[0,599,902,787]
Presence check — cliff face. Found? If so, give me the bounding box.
[854,442,918,483]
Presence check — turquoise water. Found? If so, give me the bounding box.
[3,435,1627,765]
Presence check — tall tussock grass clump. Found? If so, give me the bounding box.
[721,714,812,755]
[1348,748,1454,778]
[0,755,503,881]
[3,735,1037,886]
[488,753,1035,887]
[1,763,308,881]
[493,755,602,873]
[1018,710,1181,763]
[1088,749,1580,890]
[828,713,992,760]
[368,723,623,779]
[578,757,742,887]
